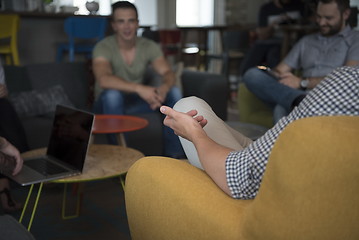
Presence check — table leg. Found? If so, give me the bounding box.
[117,133,127,147]
[62,183,83,220]
[119,173,126,190]
[19,183,44,231]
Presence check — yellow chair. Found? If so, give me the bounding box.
[125,116,359,240]
[0,14,20,65]
[237,83,273,128]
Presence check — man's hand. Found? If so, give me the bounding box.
[0,137,23,175]
[160,105,232,196]
[160,106,208,142]
[155,84,170,103]
[0,84,8,98]
[136,85,163,110]
[278,72,301,89]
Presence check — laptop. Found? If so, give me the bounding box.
[4,105,94,186]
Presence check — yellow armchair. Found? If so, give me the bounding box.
[237,83,273,128]
[125,116,359,240]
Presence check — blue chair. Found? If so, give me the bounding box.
[56,17,107,62]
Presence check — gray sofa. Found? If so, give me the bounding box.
[4,62,228,156]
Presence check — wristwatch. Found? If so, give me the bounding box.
[300,78,309,90]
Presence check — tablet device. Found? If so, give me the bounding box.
[257,65,279,80]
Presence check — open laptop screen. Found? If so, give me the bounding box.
[46,105,94,171]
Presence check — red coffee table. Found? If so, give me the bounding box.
[92,115,149,146]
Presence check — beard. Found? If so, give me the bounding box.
[319,15,344,37]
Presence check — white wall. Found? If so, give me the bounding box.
[157,0,265,28]
[55,0,264,27]
[157,0,176,29]
[134,0,158,26]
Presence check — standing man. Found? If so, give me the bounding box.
[242,0,359,123]
[92,1,184,158]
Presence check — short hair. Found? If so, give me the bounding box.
[318,0,350,14]
[111,1,138,19]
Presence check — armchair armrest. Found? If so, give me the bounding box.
[125,156,252,240]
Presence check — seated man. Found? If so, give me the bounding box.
[0,137,34,240]
[0,60,28,213]
[0,59,29,153]
[160,65,359,198]
[92,1,184,158]
[0,136,23,213]
[242,0,359,123]
[239,0,304,75]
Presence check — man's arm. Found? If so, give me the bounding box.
[160,106,233,196]
[306,59,358,88]
[275,59,359,89]
[304,60,359,88]
[151,56,177,101]
[345,59,359,67]
[275,62,325,89]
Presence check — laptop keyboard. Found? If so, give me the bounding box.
[25,158,68,176]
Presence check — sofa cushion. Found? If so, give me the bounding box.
[4,65,32,93]
[26,62,90,110]
[240,116,359,240]
[9,85,74,118]
[21,116,54,149]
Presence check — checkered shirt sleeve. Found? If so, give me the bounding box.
[226,66,359,199]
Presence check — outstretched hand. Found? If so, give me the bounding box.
[160,106,208,142]
[160,104,232,195]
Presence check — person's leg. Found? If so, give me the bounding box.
[123,93,153,115]
[0,177,22,213]
[0,98,28,153]
[162,87,185,158]
[94,89,126,115]
[173,96,252,169]
[93,90,126,144]
[273,104,289,124]
[95,87,185,157]
[124,87,185,158]
[242,67,305,112]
